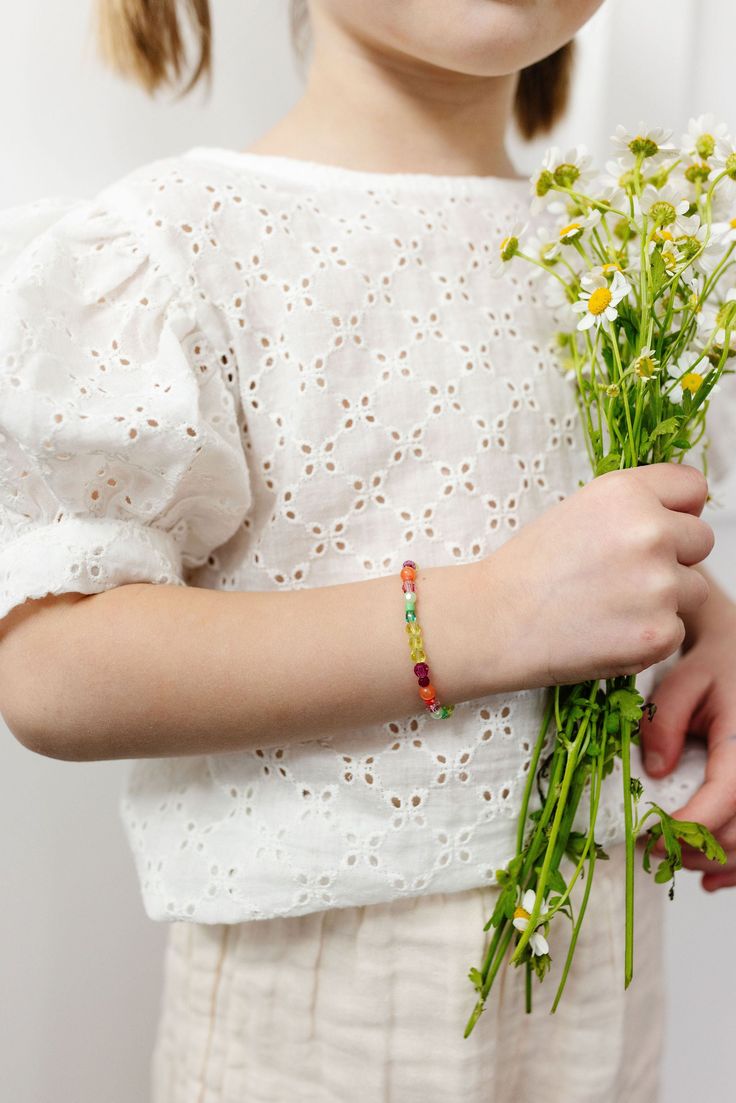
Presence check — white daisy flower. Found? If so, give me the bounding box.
[512,889,550,957]
[674,223,724,277]
[636,183,696,236]
[530,145,594,213]
[713,138,736,181]
[587,261,629,282]
[710,214,736,246]
[572,269,629,331]
[709,287,736,347]
[681,115,731,160]
[545,208,601,259]
[632,346,660,381]
[667,350,707,403]
[489,221,528,277]
[610,123,676,168]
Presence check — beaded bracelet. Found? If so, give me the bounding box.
[400,559,455,720]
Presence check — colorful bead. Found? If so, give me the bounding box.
[399,559,453,721]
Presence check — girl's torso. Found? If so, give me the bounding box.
[109,147,704,923]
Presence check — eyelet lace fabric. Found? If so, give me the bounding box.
[0,146,729,923]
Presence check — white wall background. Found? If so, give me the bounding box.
[1,2,734,1100]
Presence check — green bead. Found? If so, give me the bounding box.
[405,610,417,623]
[404,591,416,606]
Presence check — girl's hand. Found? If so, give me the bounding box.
[481,463,714,690]
[640,571,736,892]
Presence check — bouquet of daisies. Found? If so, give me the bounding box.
[464,117,736,1037]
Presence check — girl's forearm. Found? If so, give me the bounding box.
[1,560,507,762]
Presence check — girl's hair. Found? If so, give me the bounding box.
[95,0,574,137]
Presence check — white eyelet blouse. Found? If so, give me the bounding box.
[0,147,725,923]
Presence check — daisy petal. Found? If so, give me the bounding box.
[522,889,536,912]
[531,932,550,956]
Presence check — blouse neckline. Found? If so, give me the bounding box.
[182,145,532,198]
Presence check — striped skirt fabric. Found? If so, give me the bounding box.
[150,840,665,1103]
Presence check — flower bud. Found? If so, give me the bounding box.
[696,133,716,159]
[535,170,554,197]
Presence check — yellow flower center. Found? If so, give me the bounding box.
[588,287,612,315]
[513,906,530,922]
[681,371,704,394]
[635,356,655,378]
[602,262,622,273]
[654,228,674,242]
[560,222,582,238]
[729,217,736,229]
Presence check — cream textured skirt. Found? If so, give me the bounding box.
[150,841,665,1103]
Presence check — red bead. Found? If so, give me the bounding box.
[419,683,436,701]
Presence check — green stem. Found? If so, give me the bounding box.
[510,682,599,963]
[621,695,636,988]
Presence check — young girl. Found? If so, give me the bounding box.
[1,1,735,1100]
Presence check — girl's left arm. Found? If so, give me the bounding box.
[640,563,736,890]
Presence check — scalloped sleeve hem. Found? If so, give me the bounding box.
[0,516,187,621]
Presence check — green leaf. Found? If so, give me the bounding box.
[655,857,676,883]
[650,248,667,295]
[548,868,567,895]
[649,417,680,440]
[607,687,644,724]
[467,966,484,993]
[595,451,623,476]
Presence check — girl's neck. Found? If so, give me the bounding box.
[245,13,520,180]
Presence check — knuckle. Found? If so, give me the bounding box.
[680,464,709,505]
[693,570,711,607]
[639,616,685,664]
[630,518,669,555]
[699,519,716,558]
[649,567,678,607]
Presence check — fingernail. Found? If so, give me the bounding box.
[645,751,664,775]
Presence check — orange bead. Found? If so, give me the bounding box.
[400,566,416,582]
[419,683,436,701]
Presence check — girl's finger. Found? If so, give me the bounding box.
[714,814,736,852]
[702,869,736,892]
[640,657,712,778]
[665,719,736,835]
[676,843,736,873]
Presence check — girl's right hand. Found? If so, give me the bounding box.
[481,463,714,689]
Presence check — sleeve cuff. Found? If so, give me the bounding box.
[0,516,187,622]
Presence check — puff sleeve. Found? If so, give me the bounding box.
[0,195,252,623]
